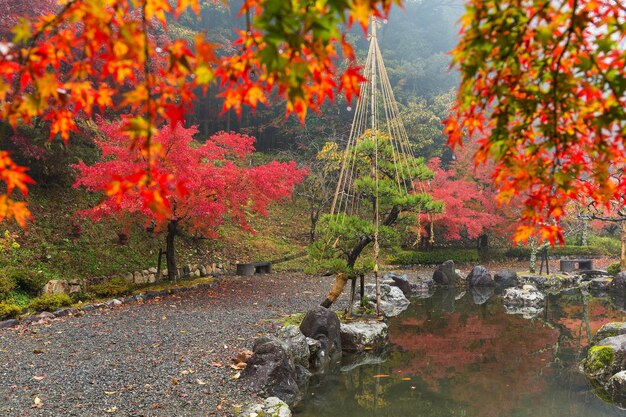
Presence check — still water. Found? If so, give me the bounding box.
[295,288,626,417]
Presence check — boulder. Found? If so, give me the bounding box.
[383,273,416,297]
[41,280,70,295]
[241,339,300,405]
[593,322,626,345]
[502,285,545,308]
[243,397,291,417]
[590,277,613,291]
[299,306,342,357]
[0,319,18,329]
[200,265,207,277]
[134,271,147,285]
[494,269,519,288]
[466,266,494,287]
[582,334,626,383]
[148,267,158,274]
[123,273,134,283]
[607,371,626,406]
[53,308,77,317]
[277,325,310,367]
[360,284,410,318]
[433,260,462,286]
[611,272,626,291]
[340,320,389,353]
[148,274,157,284]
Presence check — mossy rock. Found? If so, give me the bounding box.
[593,322,626,346]
[583,345,615,375]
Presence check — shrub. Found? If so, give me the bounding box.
[588,235,621,256]
[0,275,16,299]
[89,277,132,297]
[504,245,612,260]
[607,262,621,276]
[29,293,72,312]
[0,301,22,319]
[11,269,46,295]
[392,248,479,265]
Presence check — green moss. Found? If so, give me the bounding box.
[29,293,72,312]
[90,277,133,297]
[608,261,621,276]
[584,345,615,373]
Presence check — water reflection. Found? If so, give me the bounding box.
[295,288,626,417]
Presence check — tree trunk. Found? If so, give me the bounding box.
[621,222,626,271]
[321,206,400,308]
[310,208,320,243]
[166,220,179,281]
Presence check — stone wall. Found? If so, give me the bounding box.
[116,261,233,286]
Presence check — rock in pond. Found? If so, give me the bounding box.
[433,260,462,286]
[502,285,545,308]
[466,265,494,287]
[494,269,519,288]
[340,320,389,353]
[611,272,626,291]
[590,277,613,291]
[299,306,341,355]
[277,325,309,367]
[593,322,626,345]
[582,334,626,382]
[360,284,410,318]
[383,273,420,297]
[243,397,291,417]
[607,371,626,406]
[241,338,300,405]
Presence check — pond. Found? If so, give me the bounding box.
[295,288,626,417]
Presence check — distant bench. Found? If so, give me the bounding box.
[236,262,272,276]
[559,259,593,273]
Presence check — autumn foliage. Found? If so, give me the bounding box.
[447,0,626,244]
[0,0,400,226]
[423,157,501,241]
[73,118,307,238]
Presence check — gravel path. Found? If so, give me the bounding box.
[0,273,348,417]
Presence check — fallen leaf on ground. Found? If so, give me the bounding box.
[180,369,195,375]
[104,391,117,395]
[196,379,207,385]
[230,372,241,380]
[32,397,42,409]
[32,376,45,381]
[33,349,44,354]
[210,361,223,368]
[372,374,390,378]
[230,362,247,370]
[104,406,117,413]
[171,378,179,385]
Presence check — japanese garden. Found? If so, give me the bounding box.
[2,1,626,416]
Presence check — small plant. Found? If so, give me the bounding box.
[0,301,22,319]
[90,277,132,297]
[0,275,16,300]
[10,269,46,295]
[607,262,621,276]
[29,293,72,312]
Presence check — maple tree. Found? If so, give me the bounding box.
[420,139,520,245]
[422,157,502,243]
[447,0,626,245]
[0,0,402,227]
[73,118,306,279]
